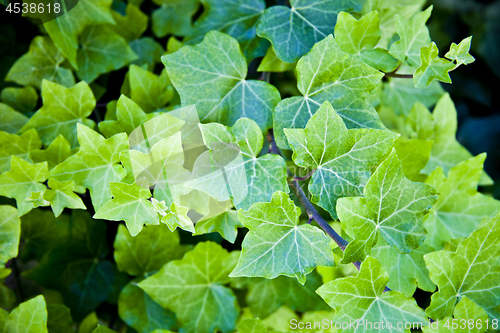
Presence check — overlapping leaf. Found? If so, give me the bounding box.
[2,295,48,333]
[414,42,454,88]
[29,135,75,170]
[0,102,27,133]
[0,129,41,173]
[43,179,86,217]
[0,205,20,266]
[445,36,475,66]
[129,38,164,71]
[111,3,148,41]
[194,198,242,243]
[128,65,174,113]
[152,0,198,38]
[0,86,38,114]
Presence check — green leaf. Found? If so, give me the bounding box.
[0,102,28,133]
[0,129,42,173]
[424,213,500,320]
[162,31,280,131]
[371,235,436,297]
[152,0,198,38]
[284,101,398,219]
[194,198,242,243]
[77,25,138,83]
[47,124,129,211]
[389,6,432,67]
[5,36,75,89]
[424,154,500,249]
[414,42,455,88]
[0,205,20,265]
[317,256,428,331]
[230,191,335,284]
[118,282,176,333]
[0,86,38,114]
[111,3,148,41]
[128,65,174,113]
[445,36,475,66]
[29,135,76,170]
[43,179,86,217]
[160,202,195,233]
[393,138,433,182]
[3,295,48,333]
[185,118,288,210]
[46,304,74,333]
[338,149,438,263]
[129,37,164,71]
[257,46,295,72]
[257,0,364,63]
[114,223,188,276]
[92,325,116,333]
[139,241,240,333]
[19,80,96,149]
[187,0,267,60]
[94,179,159,237]
[273,35,385,149]
[25,191,50,208]
[43,0,115,68]
[0,156,48,216]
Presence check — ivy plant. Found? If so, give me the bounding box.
[1,0,499,332]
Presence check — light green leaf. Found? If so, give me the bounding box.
[3,295,48,333]
[111,3,148,41]
[389,6,432,67]
[152,0,198,38]
[445,36,475,66]
[0,205,20,265]
[19,80,96,148]
[162,31,280,131]
[129,37,164,71]
[230,191,335,284]
[257,46,295,72]
[98,95,157,138]
[5,36,75,89]
[273,35,385,149]
[43,179,86,217]
[257,0,364,63]
[194,198,242,243]
[25,191,50,208]
[338,149,438,263]
[161,202,195,233]
[393,138,433,182]
[317,256,428,332]
[236,318,270,333]
[0,156,48,216]
[43,0,115,68]
[414,42,454,88]
[0,103,28,133]
[128,65,174,113]
[0,86,38,114]
[29,135,76,170]
[92,325,116,333]
[94,179,159,237]
[0,129,42,173]
[114,223,188,276]
[77,25,138,83]
[424,213,500,320]
[139,241,240,333]
[47,124,129,211]
[284,101,398,219]
[424,154,500,249]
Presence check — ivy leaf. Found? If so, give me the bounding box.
[389,6,432,67]
[0,156,48,216]
[0,102,28,133]
[152,0,198,38]
[0,86,38,114]
[118,283,176,333]
[138,241,240,333]
[187,0,267,60]
[43,0,115,68]
[371,235,436,297]
[46,303,74,333]
[3,295,48,333]
[424,154,500,249]
[316,256,428,331]
[194,198,242,243]
[160,203,195,233]
[25,191,50,208]
[273,35,385,149]
[424,213,500,320]
[184,118,288,210]
[414,42,455,88]
[29,135,76,170]
[0,129,42,173]
[334,11,398,72]
[129,37,165,71]
[128,65,174,113]
[5,36,75,89]
[47,124,129,211]
[94,179,159,237]
[284,101,398,219]
[0,205,20,265]
[77,25,138,83]
[338,149,438,264]
[19,80,96,149]
[445,36,475,66]
[114,223,188,276]
[162,31,280,131]
[257,46,295,72]
[111,3,148,42]
[257,0,364,63]
[43,179,86,217]
[98,95,157,138]
[230,191,335,284]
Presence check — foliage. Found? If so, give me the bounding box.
[0,0,499,332]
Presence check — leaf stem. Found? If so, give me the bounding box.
[9,258,24,303]
[384,72,413,79]
[266,129,280,155]
[293,169,316,181]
